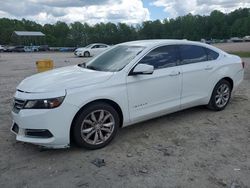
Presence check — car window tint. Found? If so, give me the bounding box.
[139,45,178,69]
[99,45,107,48]
[92,45,98,49]
[205,48,219,60]
[179,45,207,65]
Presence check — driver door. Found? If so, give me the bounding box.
[91,45,100,56]
[126,45,182,122]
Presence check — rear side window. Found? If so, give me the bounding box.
[99,45,108,48]
[179,45,207,65]
[139,45,178,69]
[205,48,219,60]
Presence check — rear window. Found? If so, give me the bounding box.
[179,45,207,65]
[205,48,219,60]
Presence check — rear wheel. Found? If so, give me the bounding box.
[84,51,90,57]
[207,79,232,111]
[73,102,119,149]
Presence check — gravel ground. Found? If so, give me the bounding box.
[0,49,249,188]
[214,42,250,52]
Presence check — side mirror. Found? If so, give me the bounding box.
[131,64,154,75]
[78,62,86,68]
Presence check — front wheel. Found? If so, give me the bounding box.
[84,51,90,57]
[73,102,120,149]
[207,79,232,111]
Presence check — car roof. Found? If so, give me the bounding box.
[120,39,225,54]
[90,43,109,46]
[121,39,208,47]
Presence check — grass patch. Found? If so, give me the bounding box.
[229,51,250,57]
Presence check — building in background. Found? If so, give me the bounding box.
[11,31,45,46]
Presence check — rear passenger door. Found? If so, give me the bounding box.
[98,45,109,53]
[178,45,218,108]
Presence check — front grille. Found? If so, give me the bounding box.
[13,98,26,113]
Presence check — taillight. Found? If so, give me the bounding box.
[242,61,245,69]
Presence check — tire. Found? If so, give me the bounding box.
[207,79,232,111]
[84,51,90,57]
[73,102,120,149]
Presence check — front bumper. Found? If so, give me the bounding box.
[11,97,79,149]
[74,51,82,56]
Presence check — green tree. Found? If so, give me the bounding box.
[0,8,250,46]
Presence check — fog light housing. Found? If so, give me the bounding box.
[25,129,53,138]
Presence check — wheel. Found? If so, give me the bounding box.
[84,51,90,57]
[73,102,120,149]
[207,79,232,111]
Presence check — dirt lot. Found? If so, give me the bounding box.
[214,42,250,52]
[0,48,250,188]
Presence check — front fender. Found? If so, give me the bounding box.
[65,84,130,125]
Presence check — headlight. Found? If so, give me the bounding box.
[24,96,65,109]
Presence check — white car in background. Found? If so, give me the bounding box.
[11,40,244,149]
[243,36,250,42]
[74,43,110,57]
[0,45,5,52]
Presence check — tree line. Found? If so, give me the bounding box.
[0,8,249,47]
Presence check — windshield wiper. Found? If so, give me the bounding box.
[78,63,100,71]
[86,65,99,71]
[77,62,86,68]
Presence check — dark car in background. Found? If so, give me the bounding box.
[38,45,50,51]
[13,46,25,52]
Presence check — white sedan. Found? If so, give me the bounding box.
[11,40,244,149]
[0,45,5,52]
[74,43,109,57]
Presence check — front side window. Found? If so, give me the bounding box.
[179,45,207,65]
[139,45,178,69]
[91,45,99,49]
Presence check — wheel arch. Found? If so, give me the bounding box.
[84,51,90,56]
[207,76,234,110]
[208,76,234,103]
[70,99,124,143]
[222,77,234,90]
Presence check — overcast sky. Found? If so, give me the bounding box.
[0,0,249,24]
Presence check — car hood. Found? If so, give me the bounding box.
[76,47,87,52]
[17,65,113,93]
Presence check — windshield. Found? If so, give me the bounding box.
[85,44,93,48]
[85,45,145,72]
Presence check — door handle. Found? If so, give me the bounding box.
[204,66,213,70]
[169,71,181,76]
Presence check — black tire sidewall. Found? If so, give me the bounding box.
[73,102,120,149]
[209,79,232,111]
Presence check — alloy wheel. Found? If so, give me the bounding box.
[80,110,115,145]
[215,83,230,108]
